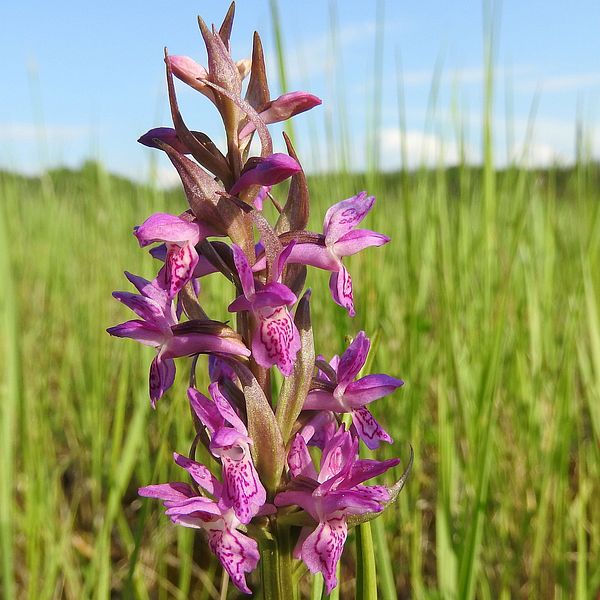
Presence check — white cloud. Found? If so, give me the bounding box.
[379,128,465,169]
[509,142,566,167]
[517,72,600,93]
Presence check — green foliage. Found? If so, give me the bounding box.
[1,159,600,598]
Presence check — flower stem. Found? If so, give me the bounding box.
[258,521,297,599]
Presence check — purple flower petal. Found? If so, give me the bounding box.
[285,240,339,271]
[228,295,254,313]
[300,411,338,449]
[173,453,222,496]
[300,517,347,594]
[329,267,355,316]
[229,153,301,195]
[166,55,215,100]
[253,185,271,210]
[251,306,301,375]
[351,406,393,450]
[106,320,165,347]
[303,389,346,412]
[321,487,387,516]
[188,386,222,434]
[332,228,390,257]
[138,127,192,155]
[231,244,255,300]
[194,255,219,278]
[124,271,171,315]
[164,496,222,518]
[336,331,370,386]
[164,331,250,359]
[149,355,176,407]
[323,192,375,245]
[287,434,318,479]
[220,449,267,524]
[111,291,168,326]
[343,374,404,407]
[165,241,200,298]
[239,91,322,138]
[134,212,201,247]
[343,457,400,489]
[253,282,297,309]
[209,382,247,435]
[138,482,195,502]
[274,490,319,521]
[318,427,355,483]
[211,426,250,450]
[208,355,238,383]
[149,244,167,261]
[207,524,259,594]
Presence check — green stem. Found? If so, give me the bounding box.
[258,522,296,600]
[355,522,377,600]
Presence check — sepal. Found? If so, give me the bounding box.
[346,445,414,527]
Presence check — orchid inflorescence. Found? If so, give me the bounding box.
[108,4,410,595]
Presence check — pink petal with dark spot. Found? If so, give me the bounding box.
[251,306,301,375]
[166,242,199,298]
[207,523,260,594]
[231,244,255,299]
[287,434,317,479]
[173,453,222,496]
[149,355,176,407]
[220,451,267,524]
[351,406,393,450]
[300,517,347,594]
[323,192,375,245]
[329,267,355,316]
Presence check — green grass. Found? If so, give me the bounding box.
[1,157,599,598]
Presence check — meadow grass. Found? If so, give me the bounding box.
[1,156,599,598]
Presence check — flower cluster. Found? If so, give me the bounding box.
[109,4,409,595]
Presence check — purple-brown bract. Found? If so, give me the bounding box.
[107,3,409,595]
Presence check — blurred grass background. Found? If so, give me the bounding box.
[2,1,600,598]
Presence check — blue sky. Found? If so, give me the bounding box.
[2,1,599,182]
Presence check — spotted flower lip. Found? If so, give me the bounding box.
[106,272,250,406]
[275,425,399,593]
[304,331,403,449]
[134,212,217,298]
[139,453,259,594]
[239,91,322,139]
[188,383,267,524]
[228,243,301,375]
